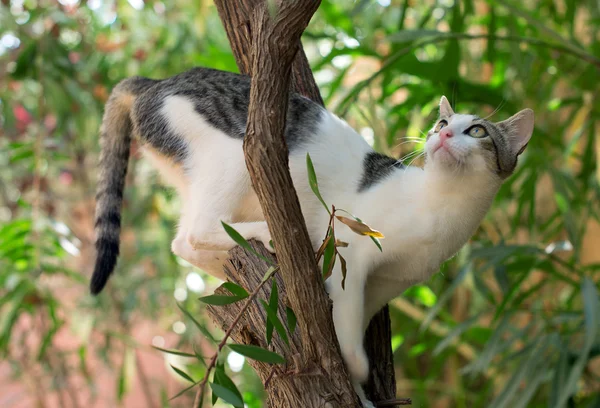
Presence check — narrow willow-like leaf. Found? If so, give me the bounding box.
[177,303,218,343]
[221,282,249,298]
[336,209,383,251]
[421,263,469,331]
[262,266,279,282]
[260,299,289,346]
[198,294,246,306]
[192,344,207,367]
[433,314,480,356]
[170,364,194,383]
[306,153,330,214]
[556,277,599,406]
[210,382,244,407]
[213,366,243,407]
[338,252,348,290]
[153,346,196,358]
[315,231,332,263]
[322,231,336,280]
[227,344,285,364]
[221,221,274,265]
[265,279,278,344]
[335,215,385,238]
[370,236,383,251]
[286,307,297,335]
[117,354,127,402]
[169,382,198,401]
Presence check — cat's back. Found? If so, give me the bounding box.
[131,67,325,153]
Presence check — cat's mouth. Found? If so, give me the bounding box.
[433,143,459,162]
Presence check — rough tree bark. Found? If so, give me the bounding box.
[204,0,400,406]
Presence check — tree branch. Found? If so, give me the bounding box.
[209,0,399,406]
[242,0,359,405]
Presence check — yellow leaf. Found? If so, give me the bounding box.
[335,216,385,239]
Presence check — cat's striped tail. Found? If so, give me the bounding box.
[90,77,156,295]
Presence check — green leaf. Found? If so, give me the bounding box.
[227,344,285,364]
[322,230,336,280]
[286,307,297,335]
[213,366,244,407]
[192,344,207,366]
[433,314,480,356]
[198,294,246,306]
[421,264,470,331]
[170,364,195,383]
[177,303,217,343]
[260,299,289,346]
[265,279,278,344]
[556,277,599,406]
[117,348,135,402]
[306,153,330,214]
[387,29,442,43]
[169,382,198,400]
[406,285,437,307]
[117,354,127,402]
[153,346,196,358]
[370,236,383,252]
[262,266,279,282]
[221,221,274,265]
[210,382,244,407]
[12,42,37,79]
[221,282,249,298]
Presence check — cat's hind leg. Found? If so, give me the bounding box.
[184,157,273,253]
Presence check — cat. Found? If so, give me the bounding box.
[91,67,534,407]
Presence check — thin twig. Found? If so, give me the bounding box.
[376,398,412,407]
[193,266,279,408]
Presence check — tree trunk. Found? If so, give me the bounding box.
[204,0,399,406]
[207,242,358,407]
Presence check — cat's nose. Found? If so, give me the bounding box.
[440,128,453,139]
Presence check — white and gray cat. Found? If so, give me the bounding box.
[91,67,534,407]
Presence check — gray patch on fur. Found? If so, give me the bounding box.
[463,118,518,178]
[358,152,404,192]
[131,68,323,162]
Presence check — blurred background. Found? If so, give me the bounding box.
[1,0,599,407]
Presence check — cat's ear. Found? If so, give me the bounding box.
[498,108,534,156]
[439,96,454,117]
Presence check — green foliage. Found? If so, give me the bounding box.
[221,221,274,264]
[227,344,285,364]
[1,0,599,406]
[198,281,249,305]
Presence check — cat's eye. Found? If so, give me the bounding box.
[434,120,448,133]
[467,125,487,138]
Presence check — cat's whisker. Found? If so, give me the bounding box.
[391,137,423,150]
[394,140,422,148]
[386,159,404,170]
[395,136,423,141]
[483,99,505,120]
[401,147,424,157]
[404,151,426,168]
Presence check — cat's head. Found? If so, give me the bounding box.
[424,96,534,180]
